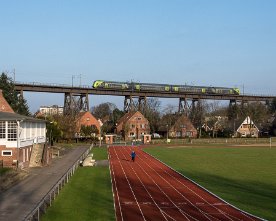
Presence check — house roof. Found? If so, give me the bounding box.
[173,115,197,131]
[116,111,147,128]
[0,89,15,113]
[117,111,136,126]
[236,116,259,131]
[159,114,196,132]
[0,111,45,122]
[158,114,179,132]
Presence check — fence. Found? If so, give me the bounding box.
[151,138,273,145]
[24,146,91,221]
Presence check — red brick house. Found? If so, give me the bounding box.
[116,111,150,141]
[169,115,197,138]
[0,90,47,168]
[75,111,101,136]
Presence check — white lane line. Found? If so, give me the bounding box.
[113,146,147,221]
[125,147,221,221]
[141,149,255,221]
[117,147,175,221]
[109,147,124,221]
[140,149,235,221]
[122,147,199,221]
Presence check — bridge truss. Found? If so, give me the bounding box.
[14,82,276,115]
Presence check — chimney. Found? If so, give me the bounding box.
[0,89,15,113]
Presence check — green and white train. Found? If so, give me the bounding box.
[92,80,240,95]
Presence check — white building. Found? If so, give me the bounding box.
[0,90,48,168]
[39,105,63,116]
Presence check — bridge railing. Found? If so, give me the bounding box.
[23,146,91,221]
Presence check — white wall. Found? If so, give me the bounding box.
[2,121,46,148]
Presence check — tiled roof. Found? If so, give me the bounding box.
[0,111,45,122]
[117,111,136,126]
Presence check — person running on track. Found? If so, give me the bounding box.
[131,150,136,162]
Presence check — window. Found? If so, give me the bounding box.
[8,121,17,141]
[131,124,135,128]
[130,132,134,137]
[0,121,5,139]
[2,150,12,156]
[137,117,142,120]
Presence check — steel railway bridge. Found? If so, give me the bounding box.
[14,82,276,115]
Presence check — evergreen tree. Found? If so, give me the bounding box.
[0,72,30,115]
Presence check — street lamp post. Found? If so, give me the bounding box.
[166,124,169,144]
[98,119,103,147]
[49,122,53,146]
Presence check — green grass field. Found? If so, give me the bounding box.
[145,145,276,221]
[42,147,115,221]
[41,145,276,221]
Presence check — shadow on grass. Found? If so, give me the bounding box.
[178,170,276,221]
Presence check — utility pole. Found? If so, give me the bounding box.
[72,75,75,87]
[72,74,82,87]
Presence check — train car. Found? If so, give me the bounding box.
[93,80,129,90]
[93,80,240,95]
[173,85,206,94]
[133,82,171,92]
[205,87,240,95]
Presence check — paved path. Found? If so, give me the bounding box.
[0,146,89,221]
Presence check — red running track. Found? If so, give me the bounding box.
[108,146,264,221]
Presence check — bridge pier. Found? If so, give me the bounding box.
[124,96,148,113]
[64,93,89,115]
[229,99,237,106]
[138,96,147,113]
[124,96,134,113]
[178,98,190,116]
[178,98,203,117]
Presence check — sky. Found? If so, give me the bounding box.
[0,0,276,113]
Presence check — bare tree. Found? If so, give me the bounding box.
[91,102,117,119]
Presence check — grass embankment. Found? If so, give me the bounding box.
[145,146,276,221]
[42,147,115,221]
[0,168,10,175]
